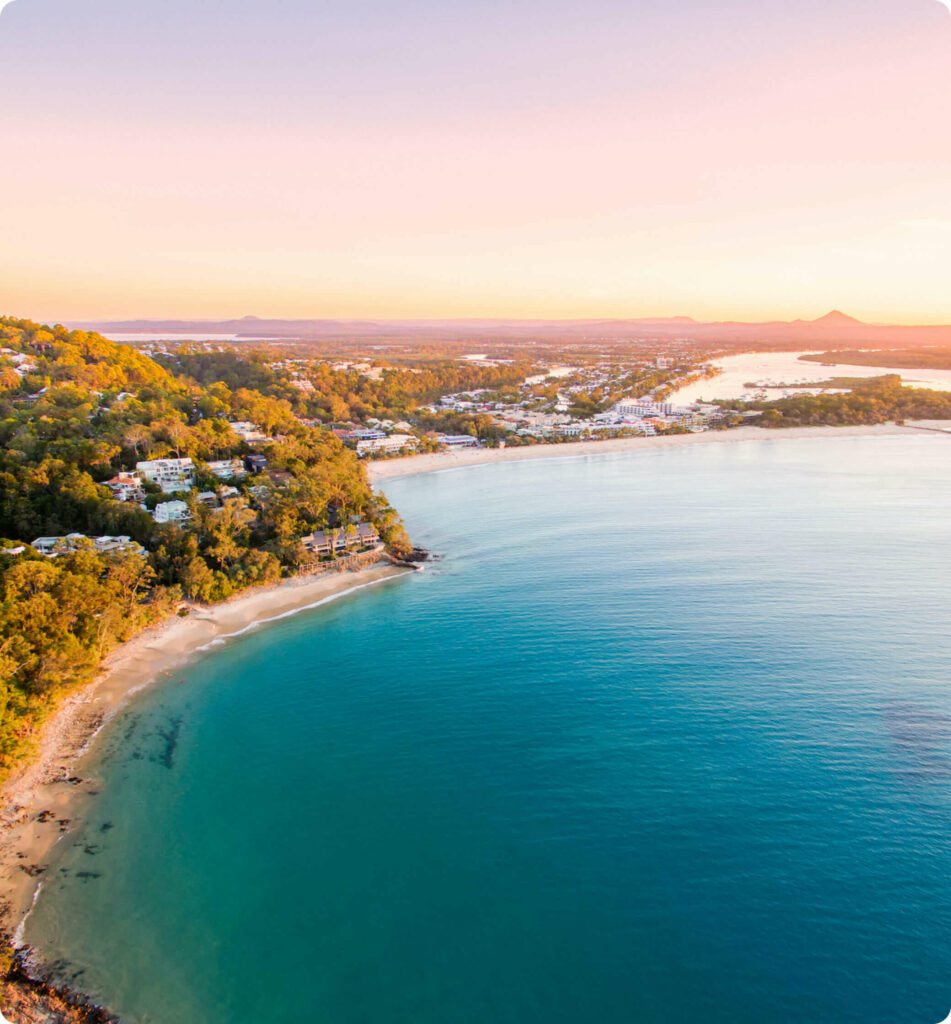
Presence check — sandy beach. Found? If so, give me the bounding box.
[3,419,950,1016]
[367,423,942,482]
[0,560,413,941]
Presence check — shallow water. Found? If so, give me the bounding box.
[26,435,951,1023]
[670,350,951,403]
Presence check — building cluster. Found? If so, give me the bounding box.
[335,426,481,457]
[300,522,381,558]
[0,347,39,377]
[92,441,381,563]
[349,429,419,456]
[425,365,720,439]
[320,357,724,454]
[100,451,260,525]
[26,534,144,558]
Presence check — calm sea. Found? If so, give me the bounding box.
[26,436,951,1023]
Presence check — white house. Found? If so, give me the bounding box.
[31,536,76,556]
[355,434,418,456]
[104,471,146,503]
[613,397,672,418]
[136,458,196,494]
[207,458,246,481]
[93,535,143,554]
[437,434,480,448]
[31,534,142,556]
[229,421,268,443]
[153,500,191,524]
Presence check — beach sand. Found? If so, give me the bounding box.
[366,423,930,482]
[0,561,413,939]
[3,419,948,1002]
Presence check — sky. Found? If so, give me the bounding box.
[0,0,949,323]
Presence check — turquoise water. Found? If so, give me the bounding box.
[26,436,951,1023]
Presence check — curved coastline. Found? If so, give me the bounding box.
[0,562,414,976]
[365,422,943,482]
[1,422,949,1020]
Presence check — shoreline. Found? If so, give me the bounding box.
[2,421,948,1019]
[366,423,944,481]
[0,560,413,957]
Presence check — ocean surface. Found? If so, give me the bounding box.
[26,435,951,1024]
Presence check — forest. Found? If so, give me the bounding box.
[158,349,536,425]
[0,317,410,781]
[731,375,951,427]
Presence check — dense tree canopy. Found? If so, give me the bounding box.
[727,376,951,427]
[0,317,412,782]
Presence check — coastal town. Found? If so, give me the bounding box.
[124,339,738,459]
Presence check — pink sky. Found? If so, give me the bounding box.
[0,0,949,322]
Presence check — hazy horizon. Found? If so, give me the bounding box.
[57,309,941,325]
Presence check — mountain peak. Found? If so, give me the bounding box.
[813,310,863,325]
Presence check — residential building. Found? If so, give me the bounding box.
[136,458,196,494]
[104,471,146,503]
[229,421,268,443]
[300,522,380,558]
[93,535,144,554]
[153,500,191,524]
[31,536,76,556]
[207,458,246,480]
[30,534,142,556]
[437,434,480,448]
[355,434,418,456]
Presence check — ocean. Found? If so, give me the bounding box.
[25,435,951,1023]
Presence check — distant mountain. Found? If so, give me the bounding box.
[69,312,951,348]
[811,310,864,326]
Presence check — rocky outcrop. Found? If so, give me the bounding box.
[1,945,120,1024]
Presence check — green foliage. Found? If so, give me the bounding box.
[156,347,534,424]
[0,547,176,776]
[730,375,951,427]
[0,316,412,784]
[411,409,508,443]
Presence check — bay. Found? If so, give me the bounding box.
[26,435,951,1023]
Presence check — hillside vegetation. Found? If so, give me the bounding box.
[0,317,407,781]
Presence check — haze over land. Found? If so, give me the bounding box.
[78,311,951,347]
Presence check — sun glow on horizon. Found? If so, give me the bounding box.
[1,0,949,322]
